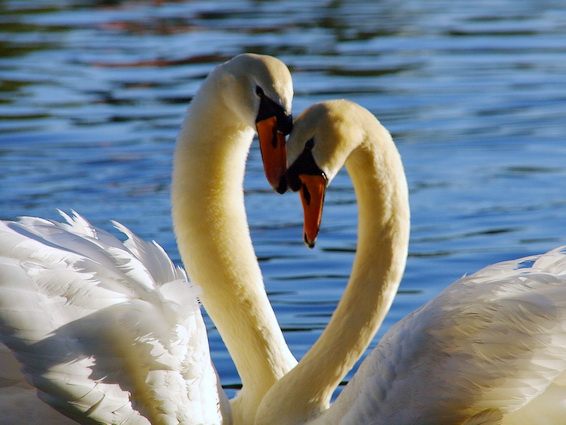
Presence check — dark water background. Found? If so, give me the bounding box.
[1,0,566,398]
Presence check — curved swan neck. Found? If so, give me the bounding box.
[172,65,295,423]
[257,113,410,425]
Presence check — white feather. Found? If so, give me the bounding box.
[0,213,226,425]
[331,248,566,425]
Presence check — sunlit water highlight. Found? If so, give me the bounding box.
[1,0,566,398]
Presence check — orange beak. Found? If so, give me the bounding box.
[257,116,288,194]
[298,174,327,248]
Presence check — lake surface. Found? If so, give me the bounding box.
[1,0,566,400]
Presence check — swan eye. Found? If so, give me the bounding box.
[305,138,315,151]
[255,86,265,97]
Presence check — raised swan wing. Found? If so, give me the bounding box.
[0,212,229,425]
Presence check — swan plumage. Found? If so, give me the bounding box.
[0,212,227,424]
[256,99,566,425]
[333,247,566,425]
[0,53,295,424]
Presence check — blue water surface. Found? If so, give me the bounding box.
[1,0,566,398]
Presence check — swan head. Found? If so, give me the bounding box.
[217,53,293,193]
[286,100,368,247]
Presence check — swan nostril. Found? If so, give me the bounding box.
[301,182,311,205]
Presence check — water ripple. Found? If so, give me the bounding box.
[1,0,566,397]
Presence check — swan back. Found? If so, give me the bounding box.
[318,247,566,425]
[0,212,228,425]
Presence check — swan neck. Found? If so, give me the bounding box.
[171,73,295,422]
[257,125,409,425]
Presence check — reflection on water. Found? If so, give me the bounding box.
[1,0,566,397]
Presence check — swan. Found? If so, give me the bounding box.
[171,53,296,423]
[0,53,296,425]
[255,99,566,425]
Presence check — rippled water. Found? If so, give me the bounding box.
[2,0,566,398]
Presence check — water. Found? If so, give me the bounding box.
[1,0,566,400]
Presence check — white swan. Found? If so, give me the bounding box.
[255,100,566,425]
[171,53,296,424]
[0,53,296,425]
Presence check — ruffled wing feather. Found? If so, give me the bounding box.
[0,212,228,425]
[327,247,566,425]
